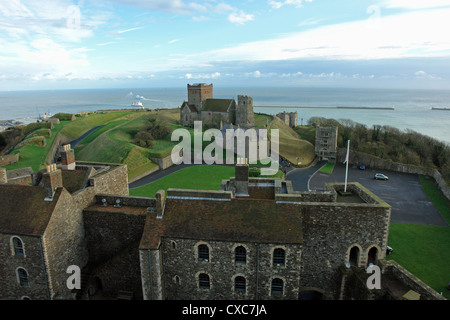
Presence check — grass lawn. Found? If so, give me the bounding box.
[419,175,450,224]
[5,120,70,172]
[129,165,236,197]
[386,223,450,299]
[386,174,450,299]
[319,162,335,174]
[129,164,284,198]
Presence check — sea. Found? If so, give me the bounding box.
[0,86,449,144]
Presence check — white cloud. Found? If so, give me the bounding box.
[181,7,450,63]
[414,70,441,79]
[228,10,254,25]
[117,26,144,34]
[185,72,221,79]
[191,15,210,22]
[269,0,313,9]
[380,0,450,9]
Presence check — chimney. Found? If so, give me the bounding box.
[235,158,249,197]
[0,167,7,184]
[43,164,63,200]
[61,144,75,170]
[156,189,165,219]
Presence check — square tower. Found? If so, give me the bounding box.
[187,83,213,112]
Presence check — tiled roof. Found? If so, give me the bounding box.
[181,101,198,113]
[0,184,62,236]
[61,169,88,194]
[139,194,302,249]
[202,99,234,112]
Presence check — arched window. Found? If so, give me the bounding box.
[235,246,246,264]
[273,248,285,266]
[198,244,209,262]
[349,246,360,266]
[234,276,246,293]
[199,273,210,289]
[17,268,29,286]
[367,247,378,265]
[12,237,24,256]
[271,278,283,295]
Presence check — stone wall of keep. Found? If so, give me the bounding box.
[43,188,88,299]
[160,238,301,300]
[299,203,390,299]
[0,234,49,300]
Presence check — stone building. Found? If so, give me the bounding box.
[315,126,338,161]
[0,147,446,300]
[276,112,297,128]
[180,83,255,128]
[0,146,129,300]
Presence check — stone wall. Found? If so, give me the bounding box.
[0,234,50,300]
[380,260,446,300]
[158,238,302,300]
[0,153,19,166]
[43,188,89,299]
[299,202,390,298]
[6,167,33,185]
[82,207,146,298]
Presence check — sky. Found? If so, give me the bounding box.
[1,0,450,90]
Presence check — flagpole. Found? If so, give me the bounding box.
[344,140,350,192]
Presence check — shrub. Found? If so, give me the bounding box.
[134,130,154,148]
[146,118,171,140]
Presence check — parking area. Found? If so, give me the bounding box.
[307,163,448,226]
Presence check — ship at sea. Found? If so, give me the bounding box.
[131,100,144,109]
[431,107,450,110]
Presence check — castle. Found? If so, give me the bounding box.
[276,112,297,128]
[180,83,255,128]
[315,126,338,161]
[0,144,445,300]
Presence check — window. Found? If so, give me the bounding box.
[198,244,209,262]
[273,248,285,266]
[367,247,378,265]
[199,273,210,289]
[235,246,246,264]
[12,237,24,256]
[349,246,360,266]
[271,278,283,295]
[234,276,246,293]
[17,268,29,286]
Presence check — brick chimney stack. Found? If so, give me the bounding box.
[61,144,75,170]
[235,158,249,197]
[43,163,63,200]
[0,167,7,184]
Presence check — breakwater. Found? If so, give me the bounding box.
[256,105,395,110]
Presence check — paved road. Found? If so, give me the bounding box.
[309,163,448,226]
[285,160,328,191]
[70,125,105,149]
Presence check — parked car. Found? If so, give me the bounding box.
[374,173,389,180]
[359,164,365,170]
